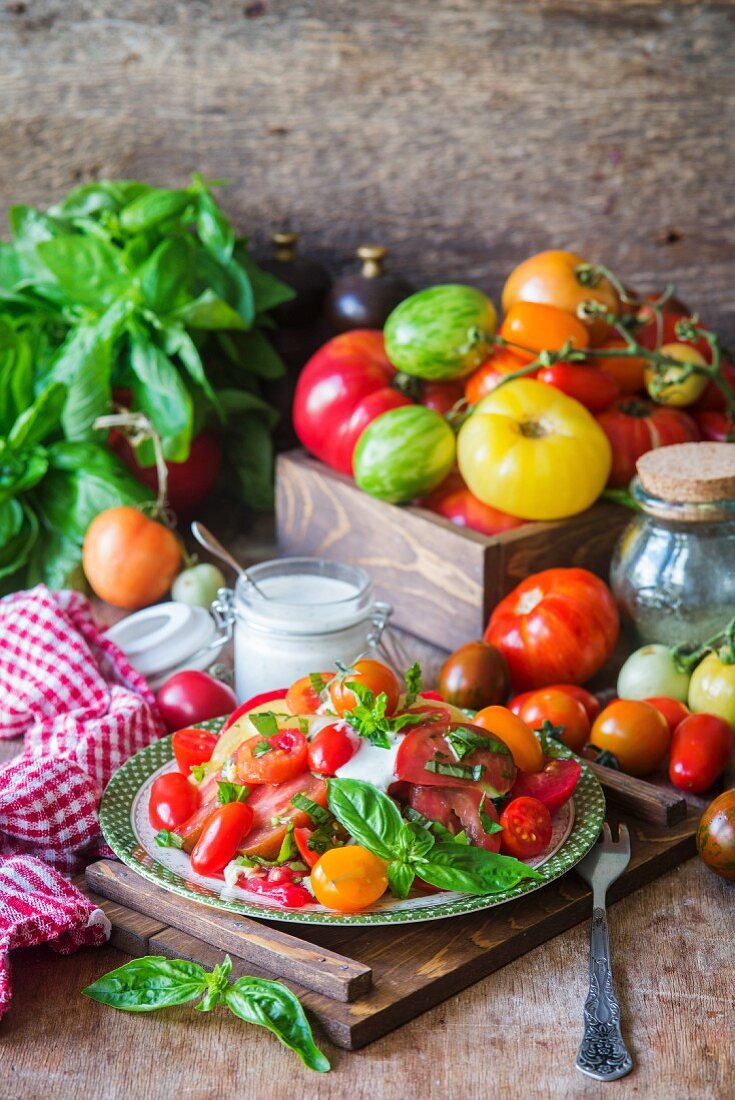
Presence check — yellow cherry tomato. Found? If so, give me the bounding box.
[311,846,389,912]
[644,343,708,407]
[457,378,612,520]
[473,705,545,773]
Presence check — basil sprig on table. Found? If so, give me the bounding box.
[83,954,330,1073]
[327,779,542,899]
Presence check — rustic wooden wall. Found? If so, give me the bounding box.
[1,1,733,339]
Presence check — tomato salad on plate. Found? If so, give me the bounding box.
[150,659,583,914]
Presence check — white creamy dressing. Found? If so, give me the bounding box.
[333,732,405,792]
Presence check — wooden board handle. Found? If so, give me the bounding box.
[588,762,687,826]
[85,860,372,1003]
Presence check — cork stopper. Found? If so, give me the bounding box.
[357,245,387,278]
[272,231,298,262]
[637,442,735,504]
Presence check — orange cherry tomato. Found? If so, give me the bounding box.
[499,302,590,364]
[501,250,620,345]
[285,672,331,715]
[83,506,181,610]
[328,659,400,716]
[473,705,544,773]
[645,696,690,735]
[518,688,590,754]
[590,699,670,777]
[310,846,389,912]
[465,348,529,405]
[593,339,647,394]
[509,684,600,722]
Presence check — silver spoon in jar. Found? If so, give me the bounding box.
[190,522,271,598]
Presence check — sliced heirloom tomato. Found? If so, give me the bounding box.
[235,728,308,785]
[395,720,517,798]
[294,826,321,868]
[240,773,329,860]
[408,784,502,852]
[510,757,582,813]
[499,796,552,859]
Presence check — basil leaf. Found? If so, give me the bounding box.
[420,841,543,895]
[327,778,402,861]
[398,820,435,860]
[25,528,86,591]
[7,382,66,450]
[447,727,508,761]
[119,188,193,233]
[478,795,503,836]
[217,387,280,431]
[138,237,195,315]
[173,290,248,332]
[51,180,151,219]
[236,249,296,314]
[37,235,125,307]
[387,861,415,899]
[47,321,116,441]
[249,711,279,738]
[0,499,23,546]
[224,977,330,1073]
[0,502,38,580]
[217,781,249,805]
[0,445,48,503]
[197,191,235,265]
[291,793,332,828]
[162,324,218,406]
[253,740,272,757]
[83,956,207,1012]
[424,760,485,782]
[404,661,423,707]
[129,332,193,462]
[155,830,184,849]
[222,328,285,380]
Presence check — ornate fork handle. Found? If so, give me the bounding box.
[575,907,633,1081]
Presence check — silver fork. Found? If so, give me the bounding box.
[575,822,633,1081]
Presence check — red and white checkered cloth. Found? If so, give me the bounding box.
[0,585,166,1017]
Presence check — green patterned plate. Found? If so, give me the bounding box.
[100,720,605,927]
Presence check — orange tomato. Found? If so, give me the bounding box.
[501,250,620,345]
[465,348,529,405]
[590,699,670,777]
[499,303,590,364]
[517,688,590,754]
[593,339,647,394]
[82,506,181,610]
[328,659,400,716]
[311,846,389,912]
[473,705,545,773]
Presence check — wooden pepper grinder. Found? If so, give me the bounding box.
[260,231,332,327]
[326,245,414,332]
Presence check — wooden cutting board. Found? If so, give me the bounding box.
[80,807,697,1051]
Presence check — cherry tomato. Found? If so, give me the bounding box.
[220,690,288,734]
[485,567,619,691]
[510,756,582,812]
[499,796,552,859]
[240,774,328,859]
[395,719,517,797]
[156,671,237,733]
[596,399,700,488]
[537,363,620,412]
[592,339,647,394]
[644,343,708,407]
[311,846,389,912]
[617,644,691,703]
[438,641,510,712]
[668,713,733,794]
[694,410,735,443]
[307,722,360,775]
[171,728,218,774]
[509,684,600,722]
[148,772,200,831]
[293,826,321,868]
[190,802,254,875]
[464,349,530,405]
[409,784,502,852]
[590,700,670,777]
[473,706,544,773]
[328,659,400,716]
[285,672,331,715]
[423,470,526,536]
[517,688,590,754]
[499,302,590,363]
[236,728,308,785]
[688,652,735,727]
[645,696,690,735]
[696,789,735,880]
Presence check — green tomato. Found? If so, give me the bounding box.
[353,406,456,504]
[688,652,735,726]
[171,563,226,608]
[384,285,497,380]
[617,644,690,702]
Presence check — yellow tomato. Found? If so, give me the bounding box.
[644,343,708,407]
[311,846,389,912]
[456,378,612,520]
[473,705,544,773]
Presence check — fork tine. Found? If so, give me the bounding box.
[601,821,613,845]
[617,822,630,849]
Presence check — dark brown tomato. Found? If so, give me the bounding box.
[696,789,735,880]
[438,641,510,711]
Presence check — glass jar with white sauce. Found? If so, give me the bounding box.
[213,557,392,701]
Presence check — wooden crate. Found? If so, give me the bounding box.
[276,451,630,652]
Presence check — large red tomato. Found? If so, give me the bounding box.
[485,567,619,691]
[292,330,411,474]
[596,398,700,487]
[112,429,223,518]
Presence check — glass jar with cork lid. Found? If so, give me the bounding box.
[611,442,735,645]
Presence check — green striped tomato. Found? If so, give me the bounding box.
[353,406,456,503]
[384,285,497,380]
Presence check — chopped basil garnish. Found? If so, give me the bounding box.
[309,672,328,696]
[424,759,486,781]
[253,740,273,757]
[447,726,510,761]
[342,680,427,749]
[217,781,250,804]
[276,823,297,863]
[404,661,423,707]
[291,793,332,827]
[155,830,184,849]
[478,795,504,835]
[189,764,208,783]
[249,711,280,738]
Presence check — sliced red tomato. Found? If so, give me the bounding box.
[148,772,200,831]
[240,773,329,859]
[294,826,321,868]
[190,802,254,876]
[221,689,289,733]
[408,784,502,852]
[236,728,308,785]
[171,728,218,774]
[285,672,331,715]
[499,796,552,859]
[307,721,360,775]
[510,757,582,813]
[395,720,516,797]
[236,866,312,908]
